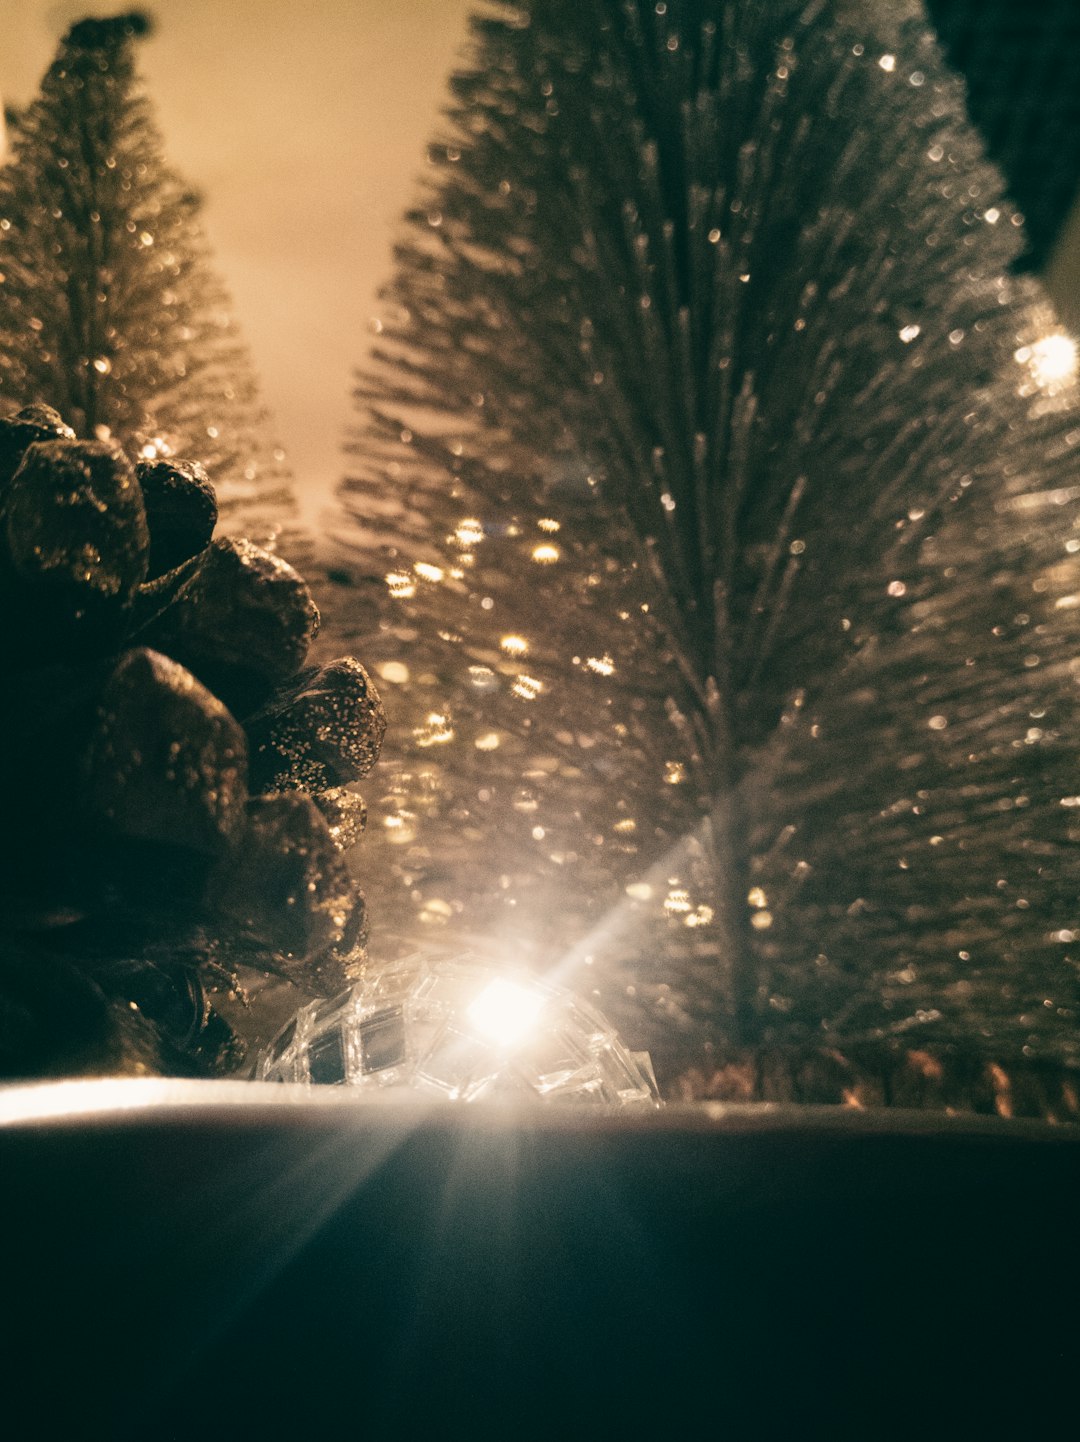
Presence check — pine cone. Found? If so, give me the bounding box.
[0,406,385,1079]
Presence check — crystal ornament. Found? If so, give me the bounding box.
[258,956,662,1107]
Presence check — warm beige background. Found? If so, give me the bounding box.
[0,0,475,517]
[1,2,1076,519]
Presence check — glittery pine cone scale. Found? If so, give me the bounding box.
[0,405,386,1080]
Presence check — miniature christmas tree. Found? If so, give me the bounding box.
[0,13,290,524]
[337,0,1080,1104]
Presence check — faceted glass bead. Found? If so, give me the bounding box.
[258,955,661,1108]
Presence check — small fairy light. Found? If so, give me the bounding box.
[531,543,561,564]
[258,956,661,1107]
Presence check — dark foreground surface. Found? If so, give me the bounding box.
[1,1081,1077,1439]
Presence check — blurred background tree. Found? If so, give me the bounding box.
[0,13,291,523]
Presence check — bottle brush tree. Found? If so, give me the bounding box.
[339,0,1080,1096]
[0,12,290,522]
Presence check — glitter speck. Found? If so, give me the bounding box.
[887,580,906,597]
[899,324,920,343]
[414,561,445,582]
[928,714,948,731]
[386,571,417,599]
[586,654,616,676]
[455,518,485,546]
[531,543,561,563]
[878,54,896,72]
[414,711,455,747]
[500,634,529,657]
[664,761,686,785]
[664,887,691,915]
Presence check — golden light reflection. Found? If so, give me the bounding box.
[386,571,416,599]
[414,560,445,582]
[500,634,529,657]
[512,674,542,701]
[413,711,455,746]
[531,543,561,564]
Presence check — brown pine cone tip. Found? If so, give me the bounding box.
[310,786,368,852]
[83,646,249,854]
[247,656,386,793]
[135,458,218,579]
[0,406,387,1080]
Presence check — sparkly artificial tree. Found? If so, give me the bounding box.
[0,13,290,526]
[337,0,1080,1108]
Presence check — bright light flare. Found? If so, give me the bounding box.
[466,977,546,1048]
